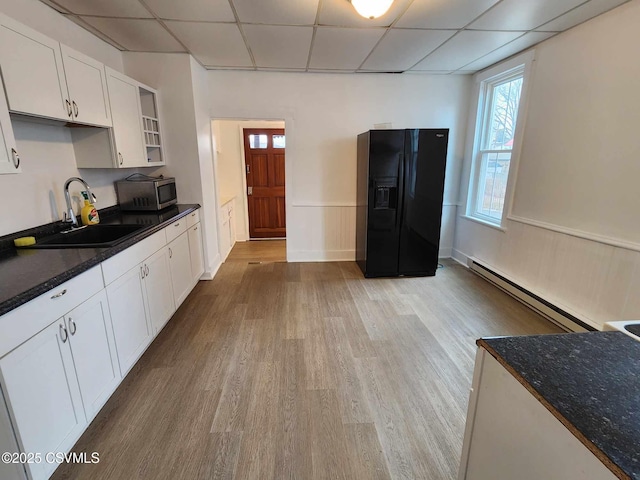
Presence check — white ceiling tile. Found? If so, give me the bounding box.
[52,0,153,18]
[165,22,252,67]
[309,27,384,70]
[143,0,235,22]
[396,0,500,29]
[536,0,630,32]
[461,32,555,72]
[469,0,586,31]
[64,14,126,49]
[361,29,455,71]
[308,69,357,73]
[233,0,319,25]
[243,25,313,69]
[81,17,186,51]
[319,0,413,27]
[411,30,523,71]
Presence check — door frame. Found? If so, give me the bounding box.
[210,118,289,256]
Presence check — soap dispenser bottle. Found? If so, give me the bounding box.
[80,191,100,225]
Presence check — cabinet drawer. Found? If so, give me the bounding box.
[166,218,187,243]
[186,209,200,228]
[0,266,103,358]
[102,229,166,286]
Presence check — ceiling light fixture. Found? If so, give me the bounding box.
[349,0,394,19]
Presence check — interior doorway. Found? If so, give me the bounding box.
[211,119,287,264]
[243,128,286,239]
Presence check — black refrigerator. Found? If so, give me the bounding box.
[356,129,448,278]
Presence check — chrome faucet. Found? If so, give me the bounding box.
[63,177,96,228]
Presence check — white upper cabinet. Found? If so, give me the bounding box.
[0,75,20,175]
[0,14,111,127]
[0,14,69,122]
[105,67,147,168]
[60,45,112,127]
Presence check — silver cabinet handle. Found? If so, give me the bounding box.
[72,101,78,118]
[174,222,180,227]
[118,153,124,166]
[145,264,149,276]
[51,289,67,299]
[68,318,76,336]
[60,323,68,343]
[11,148,19,169]
[191,213,196,217]
[140,265,145,279]
[194,226,198,231]
[169,247,172,259]
[65,99,72,117]
[248,186,253,196]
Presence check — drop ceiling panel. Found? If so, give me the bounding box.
[233,0,319,25]
[361,29,455,71]
[64,14,126,49]
[143,0,235,22]
[536,0,630,32]
[469,0,586,31]
[310,28,385,70]
[165,22,252,67]
[81,17,186,52]
[411,30,523,71]
[396,0,500,29]
[462,32,556,71]
[51,0,153,18]
[243,25,313,69]
[319,0,413,27]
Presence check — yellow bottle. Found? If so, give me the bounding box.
[80,191,100,225]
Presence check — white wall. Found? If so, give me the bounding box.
[454,0,640,329]
[212,119,285,241]
[0,1,131,235]
[122,53,220,278]
[208,71,471,261]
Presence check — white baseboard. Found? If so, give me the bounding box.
[287,249,355,262]
[202,253,222,280]
[451,248,470,267]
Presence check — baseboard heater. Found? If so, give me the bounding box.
[467,258,595,333]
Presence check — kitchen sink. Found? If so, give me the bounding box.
[24,224,146,249]
[603,320,640,342]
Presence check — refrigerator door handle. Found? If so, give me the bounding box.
[396,153,404,227]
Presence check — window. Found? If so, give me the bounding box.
[468,52,532,226]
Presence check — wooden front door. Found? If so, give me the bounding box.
[243,128,286,238]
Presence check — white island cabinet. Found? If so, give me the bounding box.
[458,348,617,480]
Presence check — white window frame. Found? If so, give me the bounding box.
[466,50,535,228]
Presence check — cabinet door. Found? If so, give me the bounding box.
[0,389,26,480]
[106,265,151,376]
[0,75,20,175]
[61,45,111,127]
[188,223,205,283]
[0,14,69,121]
[105,67,146,168]
[142,246,175,335]
[66,290,120,422]
[0,321,86,480]
[168,232,193,308]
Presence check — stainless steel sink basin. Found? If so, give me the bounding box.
[603,320,640,342]
[24,224,145,249]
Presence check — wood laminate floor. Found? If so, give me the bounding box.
[226,240,286,263]
[53,260,562,480]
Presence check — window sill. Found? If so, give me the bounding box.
[460,215,507,232]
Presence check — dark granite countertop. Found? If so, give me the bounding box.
[479,332,640,480]
[0,204,200,317]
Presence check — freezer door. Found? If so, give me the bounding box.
[398,129,448,276]
[365,130,405,276]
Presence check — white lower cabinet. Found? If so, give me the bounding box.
[106,265,151,376]
[168,231,193,308]
[188,223,204,283]
[0,388,25,480]
[0,321,86,480]
[142,246,175,335]
[65,291,120,422]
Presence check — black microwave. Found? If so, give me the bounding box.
[115,177,177,211]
